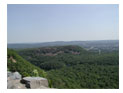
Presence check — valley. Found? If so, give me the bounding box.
[7,40,119,89]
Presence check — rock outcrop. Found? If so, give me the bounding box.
[21,77,49,88]
[7,71,49,89]
[7,71,21,80]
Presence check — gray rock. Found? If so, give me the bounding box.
[13,72,22,79]
[7,72,50,89]
[37,86,50,89]
[7,71,25,89]
[7,79,26,89]
[7,71,22,80]
[7,71,12,77]
[22,77,49,89]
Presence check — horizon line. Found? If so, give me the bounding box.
[7,39,119,44]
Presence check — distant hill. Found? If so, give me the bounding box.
[17,45,90,70]
[18,45,89,56]
[7,40,118,48]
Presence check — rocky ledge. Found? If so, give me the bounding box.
[7,71,50,89]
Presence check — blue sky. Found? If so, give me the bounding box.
[7,4,119,43]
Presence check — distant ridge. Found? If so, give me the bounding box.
[7,40,119,49]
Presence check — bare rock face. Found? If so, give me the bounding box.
[7,71,22,80]
[7,79,26,89]
[7,71,49,89]
[21,77,49,89]
[7,71,26,89]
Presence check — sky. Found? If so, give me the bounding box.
[7,4,119,43]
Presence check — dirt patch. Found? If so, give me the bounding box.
[9,56,17,63]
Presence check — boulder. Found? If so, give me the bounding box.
[7,71,22,80]
[7,71,26,89]
[7,79,26,89]
[7,72,50,89]
[21,77,49,89]
[38,86,50,89]
[13,72,22,79]
[7,71,12,77]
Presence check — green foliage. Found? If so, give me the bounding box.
[7,49,47,78]
[47,64,118,89]
[32,69,39,77]
[16,45,119,89]
[40,61,65,70]
[48,79,53,88]
[22,72,30,77]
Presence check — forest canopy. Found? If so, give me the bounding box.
[17,45,119,88]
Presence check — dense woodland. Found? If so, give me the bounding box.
[7,45,119,88]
